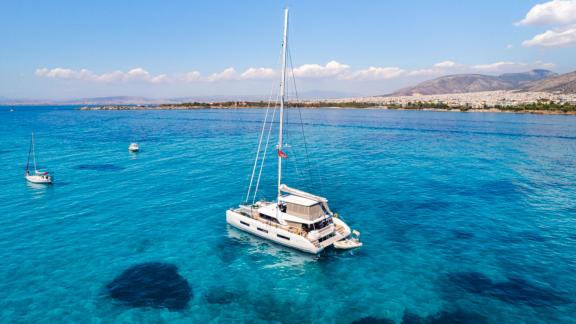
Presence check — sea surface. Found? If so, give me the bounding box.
[0,106,575,323]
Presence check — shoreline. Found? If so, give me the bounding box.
[78,105,576,116]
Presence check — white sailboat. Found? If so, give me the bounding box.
[226,9,359,254]
[128,143,140,152]
[25,132,53,184]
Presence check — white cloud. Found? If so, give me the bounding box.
[518,1,576,48]
[342,66,405,80]
[433,60,459,68]
[35,59,558,87]
[240,67,276,79]
[207,67,237,82]
[407,68,440,77]
[471,61,555,72]
[472,61,518,72]
[35,67,171,83]
[518,0,576,25]
[522,26,576,47]
[183,71,202,82]
[293,60,350,78]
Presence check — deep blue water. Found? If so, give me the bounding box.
[0,106,575,323]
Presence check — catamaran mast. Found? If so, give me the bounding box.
[278,8,288,198]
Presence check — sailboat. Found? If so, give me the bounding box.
[226,9,358,254]
[128,143,140,152]
[25,132,53,184]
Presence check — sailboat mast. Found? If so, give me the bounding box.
[26,134,32,173]
[278,8,288,198]
[32,132,38,172]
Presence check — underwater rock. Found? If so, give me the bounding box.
[215,239,243,263]
[448,271,570,307]
[451,230,475,240]
[204,288,242,305]
[351,316,394,324]
[402,309,487,323]
[75,164,125,171]
[106,262,192,311]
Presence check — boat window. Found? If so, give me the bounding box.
[277,234,290,240]
[257,227,268,233]
[259,214,280,224]
[312,217,333,230]
[240,221,250,227]
[318,232,335,243]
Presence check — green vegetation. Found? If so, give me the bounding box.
[159,101,380,109]
[384,100,576,114]
[83,99,576,114]
[492,101,576,113]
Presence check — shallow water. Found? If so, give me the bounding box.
[0,106,575,323]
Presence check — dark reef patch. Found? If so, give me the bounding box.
[351,316,394,324]
[106,262,192,311]
[204,288,242,305]
[500,231,547,244]
[351,309,486,324]
[75,164,125,171]
[402,309,487,323]
[448,271,571,307]
[134,238,153,253]
[451,229,475,240]
[215,238,243,263]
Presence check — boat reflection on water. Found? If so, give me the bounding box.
[26,181,54,199]
[225,227,320,269]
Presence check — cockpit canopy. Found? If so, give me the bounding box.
[280,195,326,221]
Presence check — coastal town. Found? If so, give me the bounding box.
[80,90,576,114]
[326,90,576,109]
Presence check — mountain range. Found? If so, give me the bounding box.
[388,69,576,96]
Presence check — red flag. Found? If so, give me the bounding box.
[277,149,288,158]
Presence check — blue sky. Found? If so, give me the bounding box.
[1,0,576,99]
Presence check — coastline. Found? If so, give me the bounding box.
[78,104,576,115]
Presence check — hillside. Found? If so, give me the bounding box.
[389,69,556,96]
[525,71,576,93]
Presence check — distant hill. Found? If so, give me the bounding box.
[0,89,357,106]
[524,71,576,94]
[389,69,557,96]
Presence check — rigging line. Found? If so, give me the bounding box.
[244,82,278,203]
[32,132,38,171]
[244,37,285,204]
[253,101,279,204]
[287,44,324,192]
[26,133,32,172]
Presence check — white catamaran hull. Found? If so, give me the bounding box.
[226,209,350,254]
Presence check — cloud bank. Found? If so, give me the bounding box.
[519,0,576,47]
[35,60,555,86]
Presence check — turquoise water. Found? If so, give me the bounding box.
[0,106,575,323]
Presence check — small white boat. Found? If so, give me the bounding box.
[128,143,139,152]
[334,230,362,250]
[25,132,53,184]
[25,170,53,184]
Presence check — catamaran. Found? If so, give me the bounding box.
[226,9,360,254]
[25,132,53,184]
